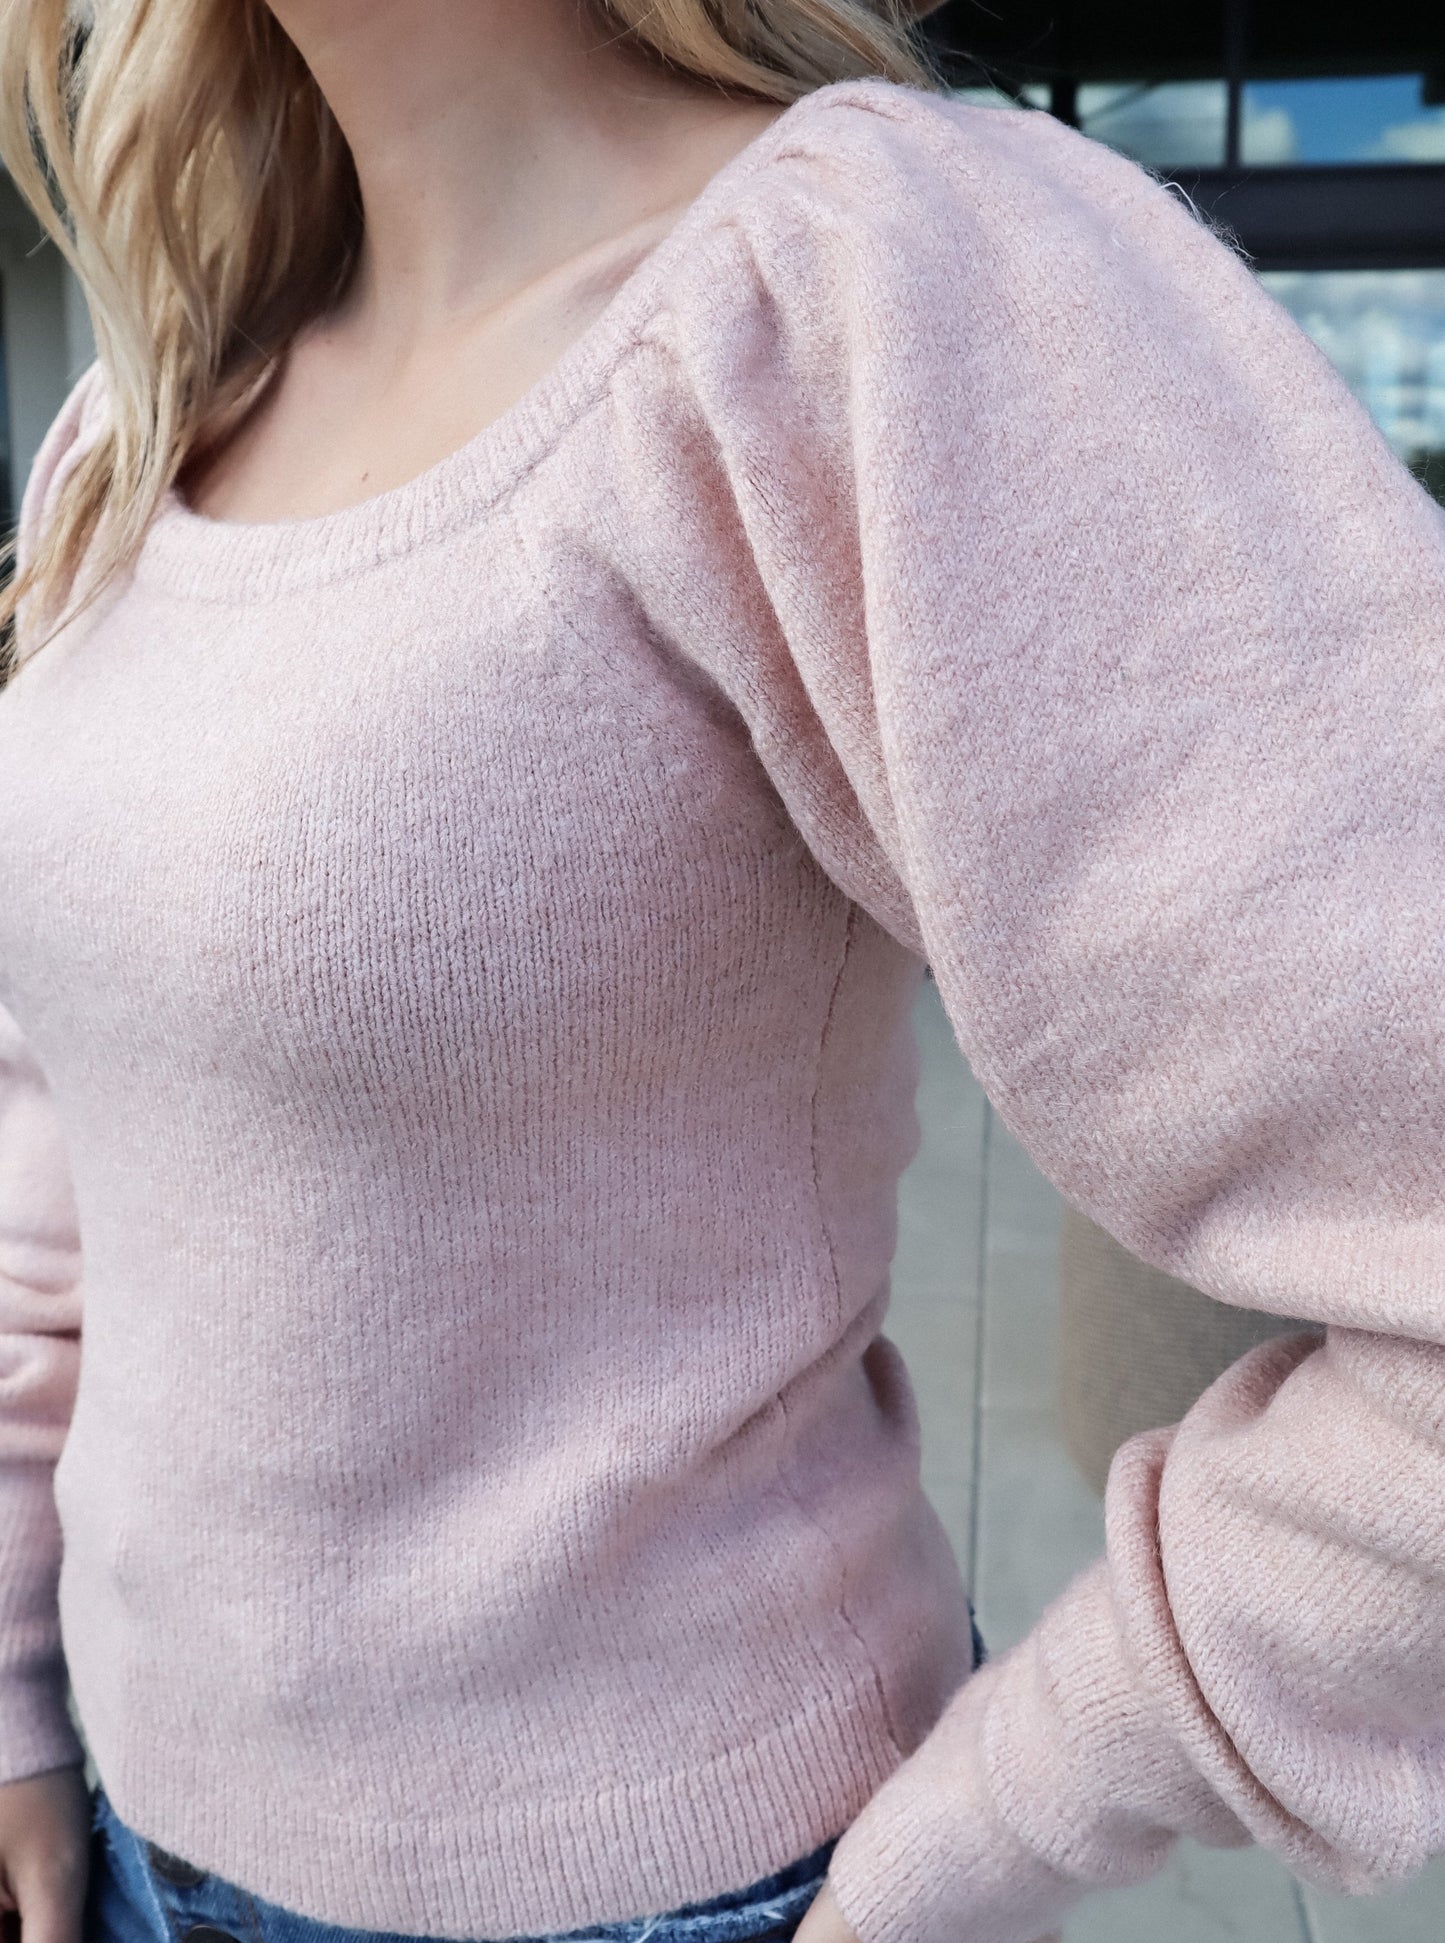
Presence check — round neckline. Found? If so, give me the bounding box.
[134,76,903,604]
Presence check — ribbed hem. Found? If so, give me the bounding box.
[88,1670,906,1940]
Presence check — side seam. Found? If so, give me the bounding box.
[774,897,908,1764]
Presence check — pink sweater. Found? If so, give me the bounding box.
[2,75,1444,1943]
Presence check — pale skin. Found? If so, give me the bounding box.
[180,0,791,522]
[1,6,1060,1939]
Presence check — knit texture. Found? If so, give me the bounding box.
[2,77,1444,1943]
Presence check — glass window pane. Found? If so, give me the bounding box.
[950,81,1303,171]
[948,84,1049,113]
[1257,269,1445,506]
[1242,74,1445,165]
[1076,81,1228,170]
[949,85,1022,111]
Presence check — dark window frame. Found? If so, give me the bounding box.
[1162,163,1445,271]
[923,0,1445,266]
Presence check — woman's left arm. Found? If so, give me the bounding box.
[606,82,1445,1943]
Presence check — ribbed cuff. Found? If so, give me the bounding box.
[0,1675,87,1787]
[822,1656,1085,1943]
[821,1545,1236,1943]
[0,1468,88,1787]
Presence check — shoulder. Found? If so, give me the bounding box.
[16,360,109,566]
[9,360,110,656]
[746,76,1124,195]
[695,78,1247,302]
[638,75,1268,422]
[634,75,1302,469]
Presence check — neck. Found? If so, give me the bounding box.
[265,0,756,335]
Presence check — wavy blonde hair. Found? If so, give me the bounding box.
[0,0,944,677]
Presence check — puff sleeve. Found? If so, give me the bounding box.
[599,81,1445,1943]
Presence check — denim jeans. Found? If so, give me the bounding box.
[83,1607,988,1943]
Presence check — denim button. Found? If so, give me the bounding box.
[145,1840,207,1886]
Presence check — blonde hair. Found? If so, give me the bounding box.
[0,0,944,677]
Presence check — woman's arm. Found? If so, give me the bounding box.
[0,996,85,1783]
[599,81,1445,1943]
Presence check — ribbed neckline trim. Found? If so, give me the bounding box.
[132,77,901,605]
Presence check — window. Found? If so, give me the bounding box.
[1242,73,1445,166]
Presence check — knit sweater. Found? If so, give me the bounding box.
[2,74,1444,1943]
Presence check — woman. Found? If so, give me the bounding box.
[0,2,1442,1942]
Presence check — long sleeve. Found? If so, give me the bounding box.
[600,83,1445,1943]
[0,999,84,1782]
[0,373,97,1782]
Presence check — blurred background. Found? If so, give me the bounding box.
[891,976,1445,1943]
[26,0,1445,1936]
